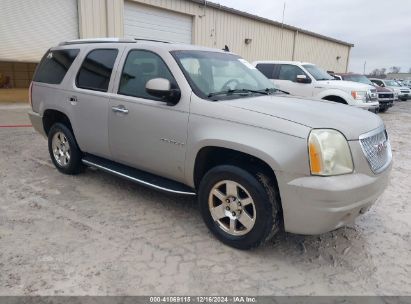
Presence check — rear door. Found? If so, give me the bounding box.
[69,46,123,158]
[273,64,313,97]
[108,49,189,182]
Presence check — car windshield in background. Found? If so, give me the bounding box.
[303,64,335,81]
[385,80,400,87]
[344,75,374,86]
[172,50,276,100]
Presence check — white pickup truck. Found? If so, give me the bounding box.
[253,61,379,112]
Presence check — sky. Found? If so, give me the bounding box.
[212,0,411,74]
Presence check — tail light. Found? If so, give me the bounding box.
[29,81,33,109]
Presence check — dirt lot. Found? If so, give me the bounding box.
[0,102,410,296]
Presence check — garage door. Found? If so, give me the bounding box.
[124,2,192,44]
[0,0,79,62]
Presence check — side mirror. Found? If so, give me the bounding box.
[145,78,181,105]
[296,74,311,84]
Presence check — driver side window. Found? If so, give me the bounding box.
[118,50,176,100]
[278,64,307,82]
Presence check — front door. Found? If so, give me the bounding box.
[108,49,189,182]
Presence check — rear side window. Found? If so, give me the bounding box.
[255,64,275,79]
[33,49,79,84]
[76,49,118,92]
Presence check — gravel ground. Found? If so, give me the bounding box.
[0,103,410,296]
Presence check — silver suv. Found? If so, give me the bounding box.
[28,39,392,249]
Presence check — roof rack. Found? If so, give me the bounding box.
[59,38,172,46]
[134,38,170,44]
[59,38,136,46]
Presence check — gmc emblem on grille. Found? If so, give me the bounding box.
[374,141,387,154]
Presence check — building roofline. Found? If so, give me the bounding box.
[189,0,354,47]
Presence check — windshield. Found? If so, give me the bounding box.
[172,50,276,100]
[303,64,334,81]
[385,80,400,87]
[343,75,374,85]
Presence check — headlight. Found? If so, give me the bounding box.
[351,90,367,101]
[308,129,354,176]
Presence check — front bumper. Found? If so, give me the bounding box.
[378,98,394,108]
[354,101,379,112]
[28,111,46,137]
[278,162,392,235]
[398,93,409,100]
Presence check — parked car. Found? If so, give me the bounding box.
[253,61,379,112]
[369,78,410,101]
[335,73,394,112]
[402,79,411,89]
[28,39,392,249]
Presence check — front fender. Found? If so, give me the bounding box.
[316,89,355,105]
[184,115,310,188]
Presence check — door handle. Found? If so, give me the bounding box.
[112,105,129,114]
[69,96,78,103]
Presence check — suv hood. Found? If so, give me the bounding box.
[318,80,375,91]
[374,85,393,93]
[223,95,383,140]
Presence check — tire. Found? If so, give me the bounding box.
[48,123,83,175]
[379,107,388,113]
[198,165,282,250]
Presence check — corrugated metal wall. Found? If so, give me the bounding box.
[293,32,350,72]
[78,0,352,72]
[0,0,79,62]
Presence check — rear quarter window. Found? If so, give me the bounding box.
[33,49,79,84]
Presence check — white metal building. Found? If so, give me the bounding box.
[0,0,353,88]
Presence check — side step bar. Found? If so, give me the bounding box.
[82,155,196,196]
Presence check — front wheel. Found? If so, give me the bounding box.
[198,165,282,249]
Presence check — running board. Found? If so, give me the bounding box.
[82,155,196,196]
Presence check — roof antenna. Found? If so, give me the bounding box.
[223,45,230,52]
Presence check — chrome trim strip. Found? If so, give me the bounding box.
[82,159,196,196]
[358,124,386,140]
[358,125,393,174]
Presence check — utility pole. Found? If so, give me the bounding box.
[363,61,366,75]
[280,2,286,55]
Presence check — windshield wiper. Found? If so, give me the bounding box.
[208,88,270,98]
[272,88,290,95]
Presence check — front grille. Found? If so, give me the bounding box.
[359,128,392,174]
[400,90,410,93]
[378,93,394,99]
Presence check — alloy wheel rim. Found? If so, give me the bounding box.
[208,180,256,236]
[52,132,71,167]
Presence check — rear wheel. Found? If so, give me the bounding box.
[198,165,282,249]
[48,123,83,175]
